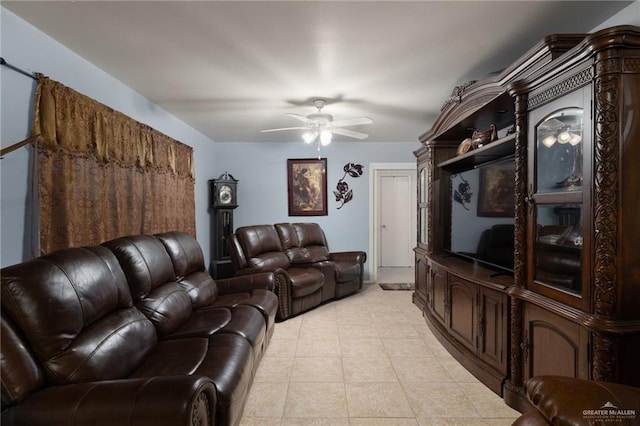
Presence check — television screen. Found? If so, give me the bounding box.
[447,157,515,273]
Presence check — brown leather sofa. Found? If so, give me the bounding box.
[1,231,277,426]
[513,376,640,425]
[229,222,366,320]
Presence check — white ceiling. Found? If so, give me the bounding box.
[3,1,632,143]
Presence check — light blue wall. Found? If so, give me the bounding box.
[213,141,419,278]
[0,8,217,267]
[591,0,639,30]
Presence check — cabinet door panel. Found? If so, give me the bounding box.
[414,253,428,310]
[448,276,477,353]
[523,304,588,381]
[479,288,506,373]
[431,265,447,327]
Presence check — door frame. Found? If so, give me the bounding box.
[369,163,416,283]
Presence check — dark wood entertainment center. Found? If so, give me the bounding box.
[413,25,640,412]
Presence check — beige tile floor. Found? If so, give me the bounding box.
[240,268,520,425]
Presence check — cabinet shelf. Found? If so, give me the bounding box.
[437,134,516,173]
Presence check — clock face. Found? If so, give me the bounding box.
[219,185,233,204]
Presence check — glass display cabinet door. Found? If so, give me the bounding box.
[418,167,428,246]
[529,95,589,307]
[535,107,583,193]
[534,204,582,296]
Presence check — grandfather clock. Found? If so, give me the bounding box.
[209,172,238,279]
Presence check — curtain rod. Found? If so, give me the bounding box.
[0,57,38,80]
[0,135,40,159]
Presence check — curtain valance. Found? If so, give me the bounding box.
[33,75,194,178]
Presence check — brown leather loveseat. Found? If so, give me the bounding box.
[1,231,277,426]
[229,222,366,320]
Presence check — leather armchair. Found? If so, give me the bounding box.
[513,376,640,426]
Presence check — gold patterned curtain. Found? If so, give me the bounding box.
[32,75,195,254]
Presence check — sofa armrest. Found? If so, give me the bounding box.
[329,251,367,265]
[511,409,551,426]
[524,375,640,426]
[1,376,216,426]
[232,268,292,319]
[216,271,276,294]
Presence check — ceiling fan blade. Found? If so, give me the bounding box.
[331,117,373,127]
[260,126,308,133]
[285,113,313,124]
[331,127,369,140]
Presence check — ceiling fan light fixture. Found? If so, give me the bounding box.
[320,129,332,146]
[302,131,317,144]
[261,99,372,144]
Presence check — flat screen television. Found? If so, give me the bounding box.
[445,156,516,274]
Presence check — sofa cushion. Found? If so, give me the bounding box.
[293,222,330,262]
[130,338,210,377]
[236,225,291,269]
[163,308,232,340]
[213,290,278,333]
[247,251,291,270]
[287,267,325,298]
[103,236,193,336]
[155,232,220,308]
[1,246,157,385]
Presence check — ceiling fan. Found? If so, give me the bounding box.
[260,99,373,145]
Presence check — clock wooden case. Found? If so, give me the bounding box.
[210,173,239,279]
[211,172,238,209]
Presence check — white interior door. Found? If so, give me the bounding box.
[379,173,412,267]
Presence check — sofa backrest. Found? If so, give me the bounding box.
[155,231,219,309]
[293,223,330,262]
[154,231,204,277]
[1,246,157,387]
[228,233,249,272]
[1,312,45,408]
[274,223,304,263]
[102,235,193,336]
[235,225,290,270]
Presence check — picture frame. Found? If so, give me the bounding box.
[287,158,328,216]
[477,162,516,217]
